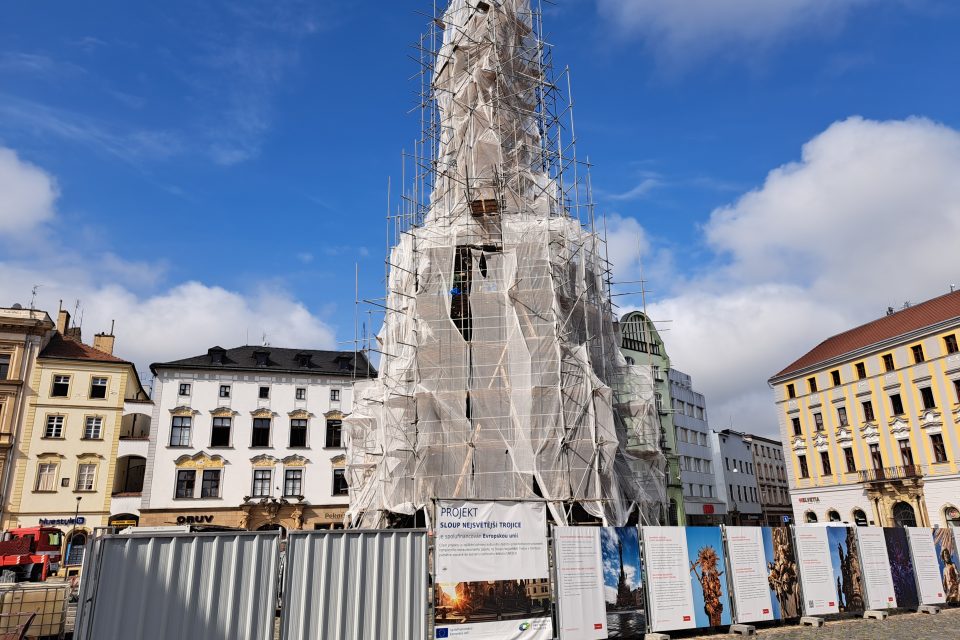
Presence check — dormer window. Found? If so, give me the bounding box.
[208,347,226,365]
[336,356,352,372]
[296,353,312,369]
[254,350,270,368]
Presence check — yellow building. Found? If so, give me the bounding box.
[0,307,56,510]
[1,310,150,571]
[770,291,960,528]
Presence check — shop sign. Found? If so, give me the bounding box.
[797,497,820,504]
[176,515,215,525]
[39,517,86,526]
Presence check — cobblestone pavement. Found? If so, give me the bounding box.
[683,608,960,640]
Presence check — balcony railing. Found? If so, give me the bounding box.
[858,465,922,483]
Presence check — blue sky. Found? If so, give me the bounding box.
[2,1,959,434]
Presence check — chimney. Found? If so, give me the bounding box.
[93,333,116,355]
[57,309,71,334]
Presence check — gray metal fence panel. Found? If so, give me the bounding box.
[281,529,428,640]
[77,532,280,640]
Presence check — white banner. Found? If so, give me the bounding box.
[855,528,897,610]
[725,527,775,623]
[641,527,696,633]
[434,501,552,640]
[554,527,607,640]
[793,527,839,616]
[907,527,946,605]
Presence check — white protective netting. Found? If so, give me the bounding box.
[345,0,665,527]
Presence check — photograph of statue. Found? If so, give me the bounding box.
[687,527,731,628]
[934,528,960,605]
[601,527,645,637]
[827,526,864,613]
[764,527,801,618]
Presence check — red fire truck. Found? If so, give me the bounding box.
[0,527,63,581]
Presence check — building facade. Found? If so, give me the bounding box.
[770,291,960,528]
[620,311,684,525]
[0,307,55,516]
[1,310,151,571]
[670,368,724,525]
[742,432,792,526]
[140,346,375,531]
[711,429,763,526]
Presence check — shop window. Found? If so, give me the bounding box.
[89,377,108,399]
[251,418,271,448]
[51,375,70,398]
[290,419,308,448]
[853,509,868,527]
[211,418,232,448]
[827,510,841,522]
[806,512,818,523]
[201,470,221,498]
[66,532,87,567]
[175,470,196,499]
[332,469,349,496]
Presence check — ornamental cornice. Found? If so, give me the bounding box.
[860,422,881,444]
[251,408,276,419]
[835,425,854,445]
[330,454,347,468]
[919,409,942,433]
[812,432,830,452]
[288,409,312,420]
[210,407,238,418]
[324,410,346,420]
[251,454,279,468]
[281,455,309,467]
[175,452,226,469]
[170,405,198,417]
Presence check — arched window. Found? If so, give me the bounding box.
[827,510,841,522]
[944,505,960,528]
[66,531,87,566]
[893,502,917,528]
[805,511,818,523]
[852,509,868,527]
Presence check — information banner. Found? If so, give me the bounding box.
[763,527,802,619]
[855,528,897,610]
[434,501,553,640]
[554,527,607,640]
[793,527,839,616]
[725,527,775,623]
[825,526,864,613]
[906,527,946,605]
[933,527,960,606]
[883,528,919,609]
[643,527,731,633]
[599,527,645,638]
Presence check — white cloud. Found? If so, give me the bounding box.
[597,0,873,63]
[0,145,336,378]
[619,117,960,437]
[0,148,57,234]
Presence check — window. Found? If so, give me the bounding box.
[325,419,343,448]
[44,415,64,439]
[831,370,841,386]
[920,386,936,410]
[219,385,231,398]
[806,512,818,523]
[252,418,271,448]
[798,454,809,479]
[284,469,303,497]
[290,419,308,448]
[252,470,272,497]
[792,417,802,436]
[813,413,824,431]
[296,388,306,401]
[837,407,848,426]
[258,386,270,400]
[728,484,733,499]
[955,379,960,403]
[330,389,341,402]
[890,393,905,416]
[178,383,191,396]
[945,335,959,355]
[931,434,948,463]
[725,457,730,471]
[737,486,743,501]
[51,375,70,397]
[808,377,818,393]
[170,416,191,447]
[333,469,348,496]
[200,470,221,498]
[899,439,914,467]
[210,417,231,448]
[76,463,96,491]
[856,363,867,380]
[0,354,9,379]
[912,345,925,364]
[35,463,57,491]
[83,416,103,440]
[883,354,895,372]
[820,451,832,476]
[869,443,883,469]
[862,400,875,422]
[89,377,108,399]
[844,447,856,473]
[175,470,196,499]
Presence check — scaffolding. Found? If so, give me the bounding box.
[345,0,666,528]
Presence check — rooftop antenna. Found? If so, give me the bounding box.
[262,332,269,347]
[952,284,956,293]
[30,285,40,311]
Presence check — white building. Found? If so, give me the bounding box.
[670,368,725,525]
[711,429,763,526]
[139,346,375,531]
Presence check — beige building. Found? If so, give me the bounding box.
[770,291,960,528]
[0,307,56,513]
[1,310,151,570]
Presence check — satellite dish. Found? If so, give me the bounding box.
[11,303,23,309]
